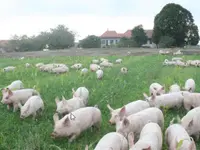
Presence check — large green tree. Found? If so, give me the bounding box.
[152,3,199,47]
[79,35,101,48]
[131,25,148,47]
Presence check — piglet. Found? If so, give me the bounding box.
[182,91,200,111]
[18,95,44,119]
[6,80,24,90]
[165,119,196,150]
[92,132,128,150]
[116,107,164,140]
[169,83,180,93]
[72,87,89,105]
[96,69,103,80]
[183,78,195,92]
[90,64,101,72]
[51,106,102,142]
[55,96,85,116]
[107,100,150,124]
[149,83,165,96]
[128,122,162,150]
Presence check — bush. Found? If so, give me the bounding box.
[159,36,175,48]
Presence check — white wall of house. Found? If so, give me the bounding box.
[101,38,120,47]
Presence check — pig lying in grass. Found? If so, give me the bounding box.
[3,66,16,72]
[55,96,85,116]
[169,83,181,93]
[182,78,195,92]
[107,100,150,124]
[180,106,200,140]
[116,107,164,140]
[90,64,101,72]
[182,91,200,111]
[88,132,128,150]
[165,119,196,150]
[149,82,165,96]
[51,106,102,142]
[128,122,163,150]
[1,88,40,112]
[143,92,183,109]
[96,69,103,80]
[72,87,89,105]
[18,95,44,119]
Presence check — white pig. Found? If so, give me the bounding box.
[182,91,200,111]
[80,68,88,75]
[116,59,122,64]
[3,66,16,72]
[92,59,100,64]
[181,106,200,140]
[128,122,163,150]
[6,80,24,90]
[107,100,150,124]
[72,87,89,105]
[90,64,101,72]
[25,63,31,68]
[165,122,196,150]
[116,107,164,140]
[51,106,102,142]
[169,83,181,93]
[55,96,85,116]
[149,83,165,96]
[92,132,128,150]
[1,88,40,112]
[143,92,183,109]
[183,78,195,92]
[18,95,44,119]
[35,63,44,68]
[121,67,128,74]
[71,63,82,69]
[96,69,103,79]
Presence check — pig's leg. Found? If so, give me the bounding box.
[13,103,19,112]
[68,132,80,143]
[32,112,37,120]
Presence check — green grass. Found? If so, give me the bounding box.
[0,54,199,150]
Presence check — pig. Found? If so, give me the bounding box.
[6,80,24,90]
[183,78,195,92]
[121,67,128,74]
[92,59,100,64]
[180,106,200,140]
[55,96,85,116]
[169,83,181,93]
[100,61,113,67]
[165,121,196,150]
[116,107,164,140]
[18,95,44,119]
[100,58,108,62]
[1,88,40,112]
[80,68,89,75]
[71,63,82,69]
[143,92,183,109]
[51,106,102,142]
[3,66,16,72]
[96,69,103,80]
[172,57,183,61]
[107,100,150,124]
[182,91,200,111]
[25,63,31,68]
[51,66,69,74]
[149,83,165,96]
[128,122,162,150]
[90,64,101,72]
[72,87,89,105]
[35,63,44,68]
[92,132,128,150]
[116,59,122,64]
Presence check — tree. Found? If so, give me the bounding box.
[131,25,148,47]
[117,37,137,47]
[159,36,175,48]
[152,3,199,47]
[79,35,101,48]
[187,24,200,45]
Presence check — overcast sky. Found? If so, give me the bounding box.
[0,0,199,42]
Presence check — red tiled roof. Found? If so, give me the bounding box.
[0,40,9,46]
[100,29,153,39]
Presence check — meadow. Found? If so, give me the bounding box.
[0,54,199,150]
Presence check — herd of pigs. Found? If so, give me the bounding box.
[1,57,199,150]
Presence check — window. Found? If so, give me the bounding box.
[149,39,152,44]
[110,40,113,44]
[116,40,118,43]
[101,40,105,44]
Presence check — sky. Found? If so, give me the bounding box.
[0,0,200,42]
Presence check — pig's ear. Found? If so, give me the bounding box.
[144,145,151,150]
[63,116,70,126]
[55,97,60,104]
[53,113,59,123]
[7,88,13,96]
[188,119,193,127]
[107,104,114,112]
[143,93,148,99]
[128,132,134,148]
[122,117,130,127]
[119,106,126,119]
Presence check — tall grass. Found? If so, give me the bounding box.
[0,55,199,150]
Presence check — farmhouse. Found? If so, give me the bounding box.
[100,29,156,48]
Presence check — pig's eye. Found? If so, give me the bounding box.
[5,96,9,99]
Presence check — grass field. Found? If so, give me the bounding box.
[0,54,199,150]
